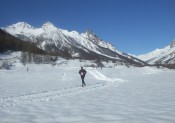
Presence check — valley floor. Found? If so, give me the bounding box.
[0,63,175,123]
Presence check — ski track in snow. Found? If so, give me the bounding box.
[0,82,118,108]
[0,70,124,108]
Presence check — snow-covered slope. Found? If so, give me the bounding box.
[138,41,175,64]
[1,22,146,66]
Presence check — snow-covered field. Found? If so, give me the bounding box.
[0,61,175,123]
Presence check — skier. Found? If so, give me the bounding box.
[79,67,87,87]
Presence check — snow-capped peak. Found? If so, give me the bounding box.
[81,29,101,43]
[84,30,96,36]
[84,30,100,39]
[42,22,57,31]
[1,22,35,36]
[8,22,33,29]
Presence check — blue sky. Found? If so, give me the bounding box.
[0,0,175,55]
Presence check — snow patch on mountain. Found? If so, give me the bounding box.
[42,22,57,31]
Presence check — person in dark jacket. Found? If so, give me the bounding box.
[79,67,87,87]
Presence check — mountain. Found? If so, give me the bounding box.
[138,40,175,65]
[0,29,46,54]
[1,22,146,66]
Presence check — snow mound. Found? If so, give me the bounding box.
[88,69,125,82]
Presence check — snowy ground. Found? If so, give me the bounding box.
[0,61,175,123]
